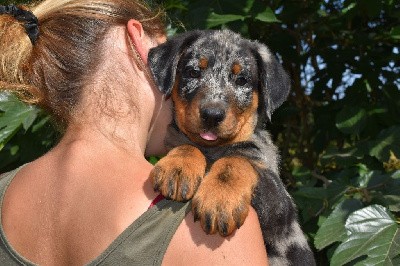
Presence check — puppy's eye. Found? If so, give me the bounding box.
[188,68,201,78]
[235,77,247,86]
[185,66,201,79]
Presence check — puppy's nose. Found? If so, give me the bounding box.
[200,107,226,127]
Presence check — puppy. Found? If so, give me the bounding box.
[148,29,315,266]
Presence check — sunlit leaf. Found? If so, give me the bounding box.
[206,13,245,28]
[336,106,367,134]
[331,205,400,266]
[254,7,280,23]
[0,93,39,150]
[369,126,400,162]
[342,3,356,14]
[315,199,363,250]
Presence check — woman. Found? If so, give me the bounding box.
[0,0,268,265]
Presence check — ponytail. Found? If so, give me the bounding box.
[0,5,42,103]
[0,0,165,123]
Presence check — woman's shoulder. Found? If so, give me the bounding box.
[163,206,268,265]
[0,164,26,188]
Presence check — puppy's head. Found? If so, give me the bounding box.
[148,30,290,146]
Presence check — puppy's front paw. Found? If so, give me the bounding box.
[192,157,258,236]
[150,145,206,201]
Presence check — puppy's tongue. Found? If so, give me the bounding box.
[200,132,218,141]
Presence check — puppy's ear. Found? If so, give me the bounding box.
[251,42,290,121]
[148,31,202,96]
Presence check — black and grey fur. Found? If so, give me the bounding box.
[148,29,315,266]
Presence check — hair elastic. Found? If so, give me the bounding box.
[0,4,39,44]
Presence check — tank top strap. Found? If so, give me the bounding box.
[90,199,191,266]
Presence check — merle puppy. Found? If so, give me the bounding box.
[148,29,315,266]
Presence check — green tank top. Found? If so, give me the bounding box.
[0,166,191,266]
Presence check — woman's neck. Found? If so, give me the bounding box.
[58,122,149,163]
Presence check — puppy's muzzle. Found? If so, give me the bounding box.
[200,106,226,128]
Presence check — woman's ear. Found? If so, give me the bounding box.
[126,19,148,64]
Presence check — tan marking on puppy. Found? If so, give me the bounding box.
[199,57,209,69]
[192,157,259,236]
[222,90,259,144]
[233,90,259,142]
[173,86,218,146]
[231,62,242,75]
[171,78,191,137]
[150,144,206,201]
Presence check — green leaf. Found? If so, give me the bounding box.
[0,93,39,150]
[162,0,187,11]
[369,126,400,162]
[315,199,363,250]
[291,165,318,187]
[390,26,400,40]
[147,156,160,165]
[245,0,255,13]
[206,13,246,28]
[31,115,51,133]
[317,9,328,17]
[342,3,356,14]
[354,163,372,187]
[364,79,373,93]
[321,145,365,167]
[254,7,280,23]
[336,106,367,134]
[381,171,400,212]
[383,195,400,212]
[294,187,327,200]
[331,205,400,266]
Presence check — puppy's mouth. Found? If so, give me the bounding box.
[189,128,235,146]
[180,105,242,146]
[199,131,219,141]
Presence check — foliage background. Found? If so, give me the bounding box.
[1,0,399,265]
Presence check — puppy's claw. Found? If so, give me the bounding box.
[151,166,162,191]
[153,182,160,192]
[167,178,176,198]
[204,213,213,234]
[233,204,247,229]
[192,202,202,223]
[220,221,229,237]
[193,212,200,223]
[181,182,189,201]
[150,145,206,202]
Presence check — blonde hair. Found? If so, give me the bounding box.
[0,0,165,124]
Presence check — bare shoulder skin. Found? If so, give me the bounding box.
[163,207,268,265]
